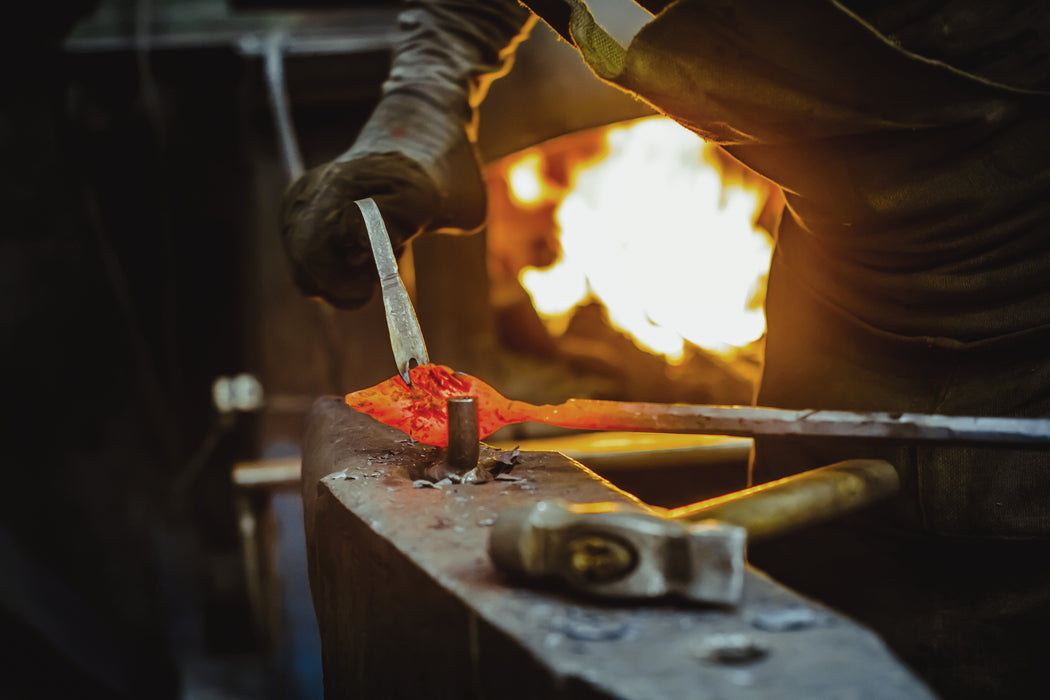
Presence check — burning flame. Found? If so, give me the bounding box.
[506,153,549,207]
[510,117,774,362]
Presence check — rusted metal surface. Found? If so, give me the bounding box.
[488,499,747,605]
[302,398,934,699]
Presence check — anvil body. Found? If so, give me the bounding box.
[301,397,933,699]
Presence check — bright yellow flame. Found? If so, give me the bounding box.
[519,117,773,361]
[506,152,546,207]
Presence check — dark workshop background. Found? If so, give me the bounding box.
[1,1,664,698]
[3,1,389,697]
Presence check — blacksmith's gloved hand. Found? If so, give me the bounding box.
[280,1,534,309]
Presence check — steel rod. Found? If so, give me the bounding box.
[263,33,304,182]
[447,396,480,473]
[544,401,1050,448]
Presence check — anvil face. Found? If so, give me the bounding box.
[300,398,934,700]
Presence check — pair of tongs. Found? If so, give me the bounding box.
[355,198,429,384]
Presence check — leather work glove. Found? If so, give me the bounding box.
[280,1,534,309]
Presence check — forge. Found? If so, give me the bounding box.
[302,397,933,699]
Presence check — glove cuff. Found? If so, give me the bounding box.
[338,2,535,235]
[339,91,486,235]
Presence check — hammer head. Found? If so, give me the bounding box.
[488,500,746,606]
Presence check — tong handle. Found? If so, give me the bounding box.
[355,198,429,383]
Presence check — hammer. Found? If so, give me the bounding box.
[488,459,898,606]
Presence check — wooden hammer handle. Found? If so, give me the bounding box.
[668,459,899,541]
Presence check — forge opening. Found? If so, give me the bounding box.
[484,116,784,410]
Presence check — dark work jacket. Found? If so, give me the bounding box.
[521,0,1050,537]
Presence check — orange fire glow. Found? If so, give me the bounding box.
[505,117,775,362]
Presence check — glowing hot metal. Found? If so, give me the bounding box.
[345,365,1050,449]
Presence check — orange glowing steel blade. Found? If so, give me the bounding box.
[345,364,735,446]
[344,365,532,447]
[345,365,1050,449]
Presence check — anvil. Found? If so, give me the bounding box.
[301,398,934,699]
